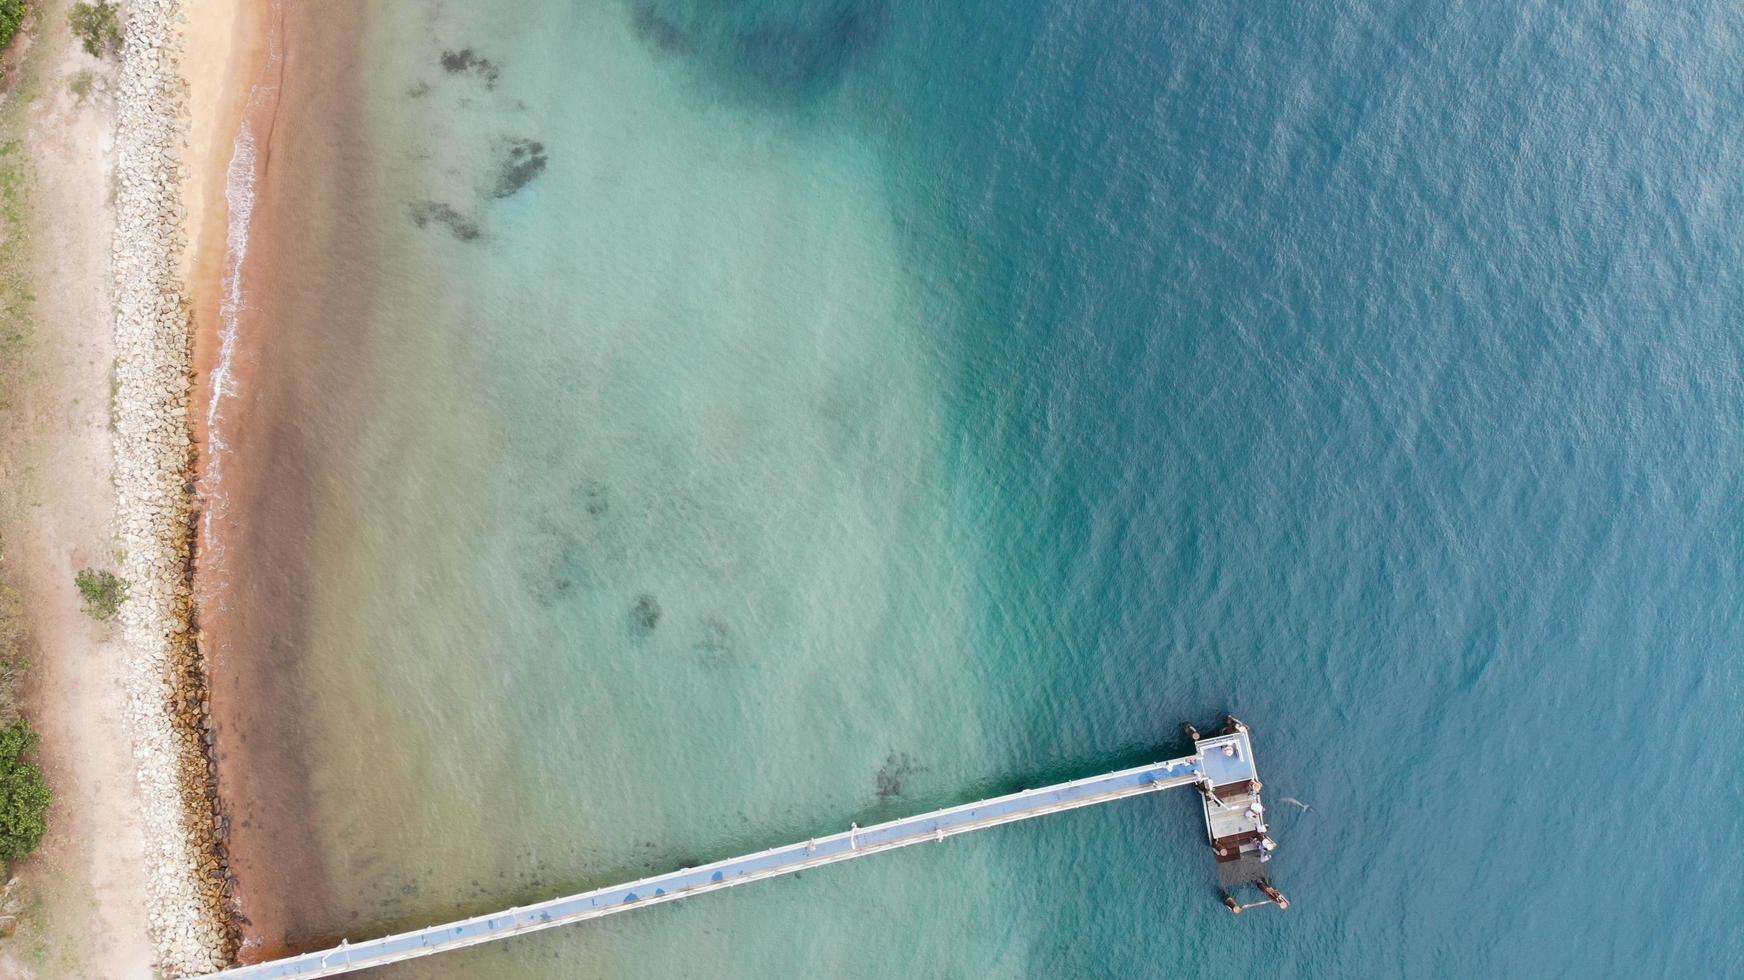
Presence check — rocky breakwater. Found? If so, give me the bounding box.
[112,0,237,973]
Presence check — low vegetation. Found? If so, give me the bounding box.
[0,0,25,60]
[0,587,48,866]
[0,13,54,940]
[0,723,47,862]
[73,568,126,621]
[0,0,49,893]
[67,68,92,101]
[68,0,121,60]
[0,585,24,724]
[0,137,29,409]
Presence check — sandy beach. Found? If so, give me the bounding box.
[185,0,273,450]
[184,0,288,963]
[0,0,264,974]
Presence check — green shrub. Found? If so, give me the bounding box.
[0,723,49,863]
[68,0,122,59]
[0,0,24,57]
[73,568,127,621]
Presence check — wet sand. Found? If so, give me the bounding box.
[190,0,378,961]
[186,0,276,450]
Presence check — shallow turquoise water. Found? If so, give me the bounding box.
[232,0,1742,974]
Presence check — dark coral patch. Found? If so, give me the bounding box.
[493,137,548,199]
[409,200,481,241]
[581,480,608,517]
[630,594,662,637]
[440,48,502,87]
[874,751,924,802]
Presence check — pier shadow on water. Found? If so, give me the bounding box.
[327,737,1202,947]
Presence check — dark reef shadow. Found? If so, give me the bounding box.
[491,137,549,198]
[632,3,693,55]
[440,47,503,88]
[409,200,482,241]
[620,0,891,106]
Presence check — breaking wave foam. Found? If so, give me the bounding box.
[200,4,283,564]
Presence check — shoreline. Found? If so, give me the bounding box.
[186,0,276,461]
[108,0,266,971]
[185,0,295,962]
[193,0,370,956]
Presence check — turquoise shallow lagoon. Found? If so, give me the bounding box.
[216,0,1743,975]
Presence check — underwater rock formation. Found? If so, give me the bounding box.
[409,200,482,241]
[493,137,549,198]
[440,47,502,87]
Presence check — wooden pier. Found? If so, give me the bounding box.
[1186,717,1290,912]
[206,719,1284,978]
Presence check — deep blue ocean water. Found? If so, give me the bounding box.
[227,0,1743,974]
[868,0,1744,972]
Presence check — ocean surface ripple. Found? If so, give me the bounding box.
[215,0,1742,975]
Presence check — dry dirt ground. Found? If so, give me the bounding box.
[0,5,159,976]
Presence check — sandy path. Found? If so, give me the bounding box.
[0,15,158,978]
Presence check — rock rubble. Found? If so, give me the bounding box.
[111,0,237,973]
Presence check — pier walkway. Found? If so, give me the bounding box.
[209,753,1209,978]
